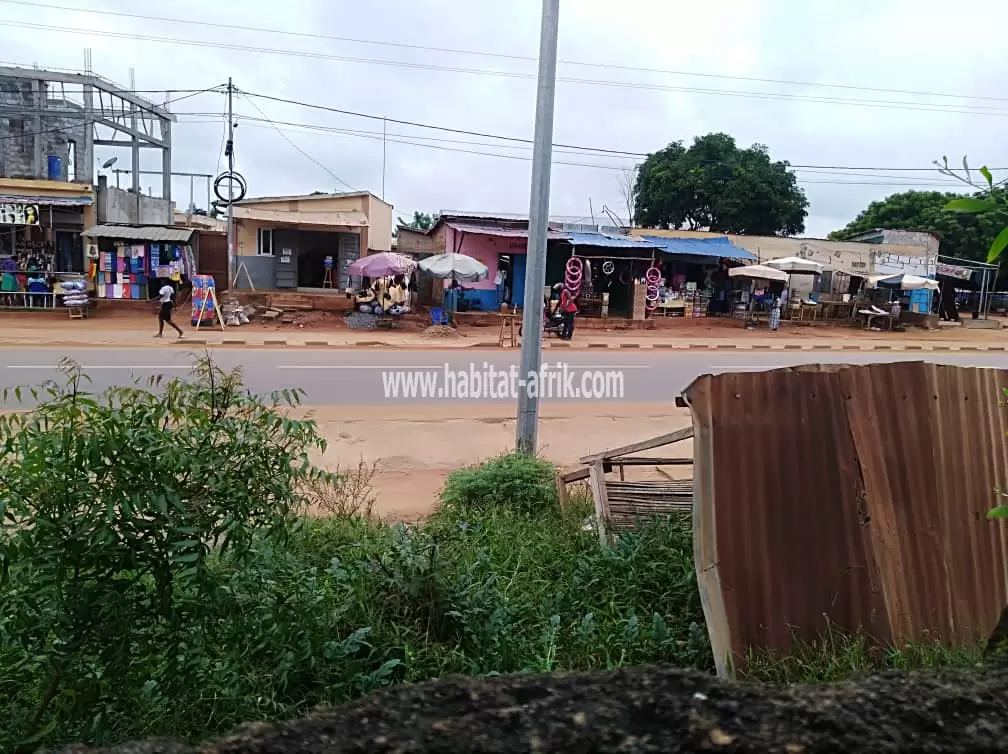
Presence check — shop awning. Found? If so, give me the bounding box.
[639,235,756,262]
[231,206,368,227]
[565,231,658,249]
[444,222,570,240]
[0,193,92,206]
[82,224,195,242]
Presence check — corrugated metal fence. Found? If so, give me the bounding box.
[685,362,1008,678]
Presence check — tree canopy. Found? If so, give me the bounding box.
[829,189,1008,263]
[633,132,809,236]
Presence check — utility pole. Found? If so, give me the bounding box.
[225,77,235,286]
[516,0,560,455]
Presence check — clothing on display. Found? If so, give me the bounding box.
[94,241,196,300]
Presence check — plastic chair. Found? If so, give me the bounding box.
[430,307,449,326]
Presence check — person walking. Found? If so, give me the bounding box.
[559,286,578,340]
[155,282,184,338]
[769,295,781,332]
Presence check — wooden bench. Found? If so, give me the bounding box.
[557,426,694,546]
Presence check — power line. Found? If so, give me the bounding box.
[1,0,1003,105]
[238,94,356,191]
[228,91,1008,173]
[2,19,1007,117]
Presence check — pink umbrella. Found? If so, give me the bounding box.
[347,252,417,278]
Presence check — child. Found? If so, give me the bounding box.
[155,281,184,338]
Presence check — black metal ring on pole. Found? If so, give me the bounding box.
[213,170,247,205]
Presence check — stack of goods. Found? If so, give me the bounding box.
[61,278,88,309]
[190,274,217,326]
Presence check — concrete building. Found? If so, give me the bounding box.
[231,191,393,290]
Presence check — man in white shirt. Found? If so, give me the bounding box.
[156,283,184,338]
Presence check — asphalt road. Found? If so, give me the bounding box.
[2,346,1007,406]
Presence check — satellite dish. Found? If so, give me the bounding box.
[101,157,117,169]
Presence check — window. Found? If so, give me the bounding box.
[8,119,26,153]
[257,227,273,256]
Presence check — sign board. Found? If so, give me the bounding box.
[0,203,39,225]
[873,251,936,278]
[936,262,973,282]
[324,255,334,268]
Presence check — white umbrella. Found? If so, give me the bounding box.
[728,264,789,283]
[765,256,824,275]
[419,252,489,283]
[876,273,939,291]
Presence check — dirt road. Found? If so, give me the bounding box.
[302,402,692,519]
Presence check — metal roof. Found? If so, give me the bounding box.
[0,193,93,207]
[445,222,570,240]
[564,231,657,249]
[640,235,755,261]
[82,225,195,242]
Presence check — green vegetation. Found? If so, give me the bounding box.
[0,359,984,750]
[634,132,809,236]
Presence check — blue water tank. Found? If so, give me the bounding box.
[47,155,62,180]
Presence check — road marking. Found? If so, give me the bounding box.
[275,364,652,371]
[6,365,190,370]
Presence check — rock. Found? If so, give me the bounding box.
[262,309,282,321]
[50,664,1008,753]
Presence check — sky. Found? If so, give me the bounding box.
[1,0,1006,237]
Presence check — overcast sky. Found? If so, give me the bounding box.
[1,0,1005,237]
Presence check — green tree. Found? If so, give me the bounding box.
[403,211,435,231]
[829,189,1008,263]
[633,132,808,236]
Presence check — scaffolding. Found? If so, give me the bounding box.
[0,63,175,201]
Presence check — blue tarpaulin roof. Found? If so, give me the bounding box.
[565,231,657,249]
[640,235,756,261]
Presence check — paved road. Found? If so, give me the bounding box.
[2,346,1007,406]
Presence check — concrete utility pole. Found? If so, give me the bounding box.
[225,77,235,286]
[516,0,560,455]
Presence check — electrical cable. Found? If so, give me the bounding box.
[237,93,356,191]
[1,19,1006,117]
[0,0,1004,105]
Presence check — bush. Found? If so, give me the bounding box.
[439,452,558,515]
[0,357,334,750]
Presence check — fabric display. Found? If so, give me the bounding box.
[190,274,217,326]
[95,241,198,299]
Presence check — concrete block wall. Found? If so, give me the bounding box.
[0,79,92,182]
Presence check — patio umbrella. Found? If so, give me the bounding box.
[347,251,417,278]
[876,273,939,291]
[764,256,824,275]
[419,252,489,283]
[728,264,789,283]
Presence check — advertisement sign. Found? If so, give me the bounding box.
[0,203,39,225]
[936,262,973,282]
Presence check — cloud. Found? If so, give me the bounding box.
[0,0,1003,236]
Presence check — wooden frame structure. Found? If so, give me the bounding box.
[556,425,694,545]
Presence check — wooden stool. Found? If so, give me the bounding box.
[497,312,517,348]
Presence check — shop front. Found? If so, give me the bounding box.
[81,224,197,303]
[0,179,94,309]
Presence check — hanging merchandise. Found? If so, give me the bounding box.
[564,257,584,297]
[645,266,662,313]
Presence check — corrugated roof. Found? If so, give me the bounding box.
[640,235,755,261]
[445,222,570,240]
[685,362,1008,679]
[565,231,657,249]
[0,193,93,206]
[82,224,195,242]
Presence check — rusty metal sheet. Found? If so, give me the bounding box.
[686,365,887,677]
[686,362,1008,679]
[842,363,1008,644]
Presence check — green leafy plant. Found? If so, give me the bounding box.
[439,452,559,515]
[937,156,1008,264]
[0,356,333,749]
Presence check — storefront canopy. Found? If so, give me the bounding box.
[444,222,570,240]
[0,193,93,207]
[639,235,756,262]
[565,231,657,249]
[83,224,195,243]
